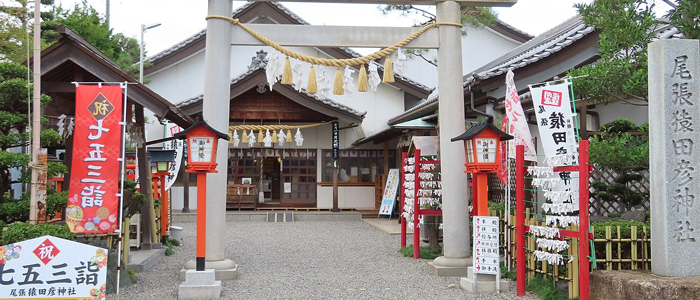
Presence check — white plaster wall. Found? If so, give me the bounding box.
[317,186,375,209]
[401,26,524,89]
[146,45,406,139]
[146,52,206,102]
[595,101,649,126]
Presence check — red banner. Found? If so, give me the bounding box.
[497,117,508,185]
[67,85,123,233]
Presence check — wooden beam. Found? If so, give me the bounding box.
[250,0,516,6]
[232,25,439,48]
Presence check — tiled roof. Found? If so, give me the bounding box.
[175,63,366,119]
[463,15,594,86]
[148,1,433,94]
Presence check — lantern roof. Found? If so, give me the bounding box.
[173,118,230,141]
[146,148,177,162]
[450,120,514,142]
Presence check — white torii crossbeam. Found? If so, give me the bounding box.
[194,0,517,282]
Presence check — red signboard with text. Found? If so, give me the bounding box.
[66,85,123,233]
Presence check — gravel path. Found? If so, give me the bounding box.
[112,220,538,300]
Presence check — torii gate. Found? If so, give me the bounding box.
[192,0,516,280]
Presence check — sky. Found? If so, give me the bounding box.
[51,0,672,56]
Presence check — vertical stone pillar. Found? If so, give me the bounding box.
[429,0,471,276]
[648,39,700,277]
[182,0,238,280]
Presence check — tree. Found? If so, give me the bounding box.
[663,0,700,39]
[568,0,700,106]
[378,5,497,66]
[568,0,657,106]
[0,62,62,202]
[0,0,57,63]
[588,118,649,212]
[52,1,143,80]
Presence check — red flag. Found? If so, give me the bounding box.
[66,85,123,233]
[497,117,508,185]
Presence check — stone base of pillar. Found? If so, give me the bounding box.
[180,259,238,281]
[178,269,221,299]
[460,267,509,292]
[140,243,162,250]
[426,256,471,277]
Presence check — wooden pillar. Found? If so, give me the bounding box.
[383,141,389,187]
[136,105,155,250]
[578,100,588,141]
[183,158,191,213]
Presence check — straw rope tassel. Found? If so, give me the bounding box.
[383,55,394,83]
[286,129,292,143]
[333,67,344,95]
[272,130,278,143]
[307,65,318,94]
[241,129,248,143]
[357,64,368,92]
[282,56,293,84]
[258,130,264,143]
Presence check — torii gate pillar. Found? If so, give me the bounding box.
[426,0,471,277]
[192,0,514,281]
[180,0,238,281]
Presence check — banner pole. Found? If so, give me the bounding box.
[515,145,525,296]
[115,82,128,294]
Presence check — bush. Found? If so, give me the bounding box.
[398,245,442,259]
[591,220,648,240]
[46,189,68,216]
[526,275,575,300]
[0,197,30,223]
[1,222,75,245]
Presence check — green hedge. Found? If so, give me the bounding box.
[590,220,649,240]
[1,222,75,245]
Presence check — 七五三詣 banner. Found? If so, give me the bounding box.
[67,85,123,233]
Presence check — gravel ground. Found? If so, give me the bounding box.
[112,220,539,300]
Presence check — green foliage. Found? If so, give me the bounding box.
[0,0,58,63]
[500,261,517,280]
[127,268,137,283]
[591,219,648,240]
[1,222,74,245]
[0,62,59,201]
[50,1,143,79]
[122,179,146,221]
[166,238,180,247]
[569,0,656,105]
[164,237,180,256]
[0,197,29,223]
[45,189,67,215]
[0,188,65,222]
[398,245,442,259]
[526,275,575,300]
[589,118,648,210]
[47,161,68,178]
[607,212,622,218]
[665,0,700,39]
[489,201,515,214]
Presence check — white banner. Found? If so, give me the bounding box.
[530,81,579,206]
[0,236,108,299]
[163,123,184,190]
[505,70,537,160]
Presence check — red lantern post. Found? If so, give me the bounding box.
[451,120,513,216]
[174,119,229,271]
